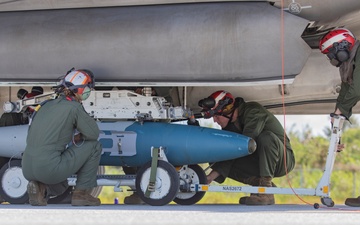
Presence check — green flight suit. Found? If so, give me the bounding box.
[336,46,360,119]
[212,100,295,183]
[22,95,102,195]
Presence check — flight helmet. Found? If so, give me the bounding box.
[319,28,356,66]
[198,90,235,118]
[60,69,95,101]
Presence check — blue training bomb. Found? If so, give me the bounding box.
[0,121,256,167]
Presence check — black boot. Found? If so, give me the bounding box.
[345,196,360,207]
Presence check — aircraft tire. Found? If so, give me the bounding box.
[0,160,29,204]
[136,160,180,206]
[0,157,10,203]
[173,164,207,205]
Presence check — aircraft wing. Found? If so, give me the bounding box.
[0,1,309,84]
[1,0,360,115]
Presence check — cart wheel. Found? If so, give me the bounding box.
[321,197,335,207]
[174,164,207,205]
[136,160,180,206]
[0,160,29,204]
[313,203,320,209]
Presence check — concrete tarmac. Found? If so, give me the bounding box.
[1,203,360,225]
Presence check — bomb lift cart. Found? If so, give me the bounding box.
[191,114,345,208]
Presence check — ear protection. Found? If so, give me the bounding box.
[198,97,215,109]
[65,82,92,100]
[79,86,92,100]
[326,40,351,66]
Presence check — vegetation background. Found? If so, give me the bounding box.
[98,117,360,205]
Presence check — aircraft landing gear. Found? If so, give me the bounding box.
[0,160,28,204]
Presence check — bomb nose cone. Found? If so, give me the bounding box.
[248,139,257,154]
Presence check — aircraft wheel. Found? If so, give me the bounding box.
[136,160,180,206]
[174,164,207,205]
[0,157,7,203]
[0,160,29,204]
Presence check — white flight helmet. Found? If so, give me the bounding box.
[61,69,95,101]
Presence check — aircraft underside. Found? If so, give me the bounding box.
[0,2,309,83]
[1,0,360,114]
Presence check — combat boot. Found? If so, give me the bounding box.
[345,196,360,207]
[243,176,275,205]
[71,189,101,206]
[239,176,276,205]
[27,180,47,206]
[124,192,145,205]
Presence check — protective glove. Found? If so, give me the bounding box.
[187,118,200,126]
[183,108,200,126]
